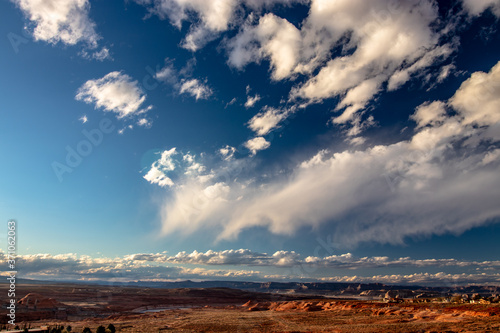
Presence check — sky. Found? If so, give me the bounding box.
[1,0,500,286]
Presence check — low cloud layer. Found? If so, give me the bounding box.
[127,249,500,270]
[2,250,499,285]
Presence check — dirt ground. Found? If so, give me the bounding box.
[16,301,500,333]
[2,284,499,332]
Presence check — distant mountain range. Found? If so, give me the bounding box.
[5,278,499,297]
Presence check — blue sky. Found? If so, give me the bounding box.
[1,0,500,286]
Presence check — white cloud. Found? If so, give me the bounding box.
[79,114,88,123]
[411,101,447,129]
[143,148,177,187]
[320,272,500,286]
[0,250,264,282]
[228,0,455,134]
[143,166,175,187]
[143,148,212,190]
[138,0,238,51]
[247,106,291,135]
[387,43,456,91]
[76,71,152,118]
[290,0,449,127]
[481,149,500,166]
[228,13,302,80]
[155,62,178,84]
[153,63,500,247]
[127,249,500,269]
[137,0,306,51]
[137,118,153,128]
[79,46,112,61]
[154,60,214,101]
[91,46,111,61]
[12,0,100,47]
[245,94,261,108]
[348,136,366,146]
[244,136,271,155]
[462,0,500,17]
[3,250,499,285]
[219,145,236,161]
[179,79,213,100]
[225,97,237,108]
[449,60,500,126]
[241,0,308,9]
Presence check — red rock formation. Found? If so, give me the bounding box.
[18,293,64,309]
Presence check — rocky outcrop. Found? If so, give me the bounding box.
[18,293,64,310]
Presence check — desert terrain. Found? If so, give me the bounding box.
[1,283,499,332]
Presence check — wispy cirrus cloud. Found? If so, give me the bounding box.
[179,79,213,100]
[153,59,213,100]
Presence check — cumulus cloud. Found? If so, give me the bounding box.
[116,249,500,269]
[411,101,447,129]
[244,136,271,155]
[227,0,456,135]
[143,148,177,187]
[2,250,499,285]
[245,94,261,108]
[247,106,291,135]
[290,0,452,128]
[136,0,306,51]
[76,71,152,118]
[449,60,500,126]
[160,249,301,267]
[12,0,100,47]
[142,148,213,190]
[461,0,500,17]
[151,63,500,247]
[179,79,213,100]
[228,13,302,80]
[320,272,500,286]
[137,118,153,128]
[0,250,263,282]
[136,0,238,51]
